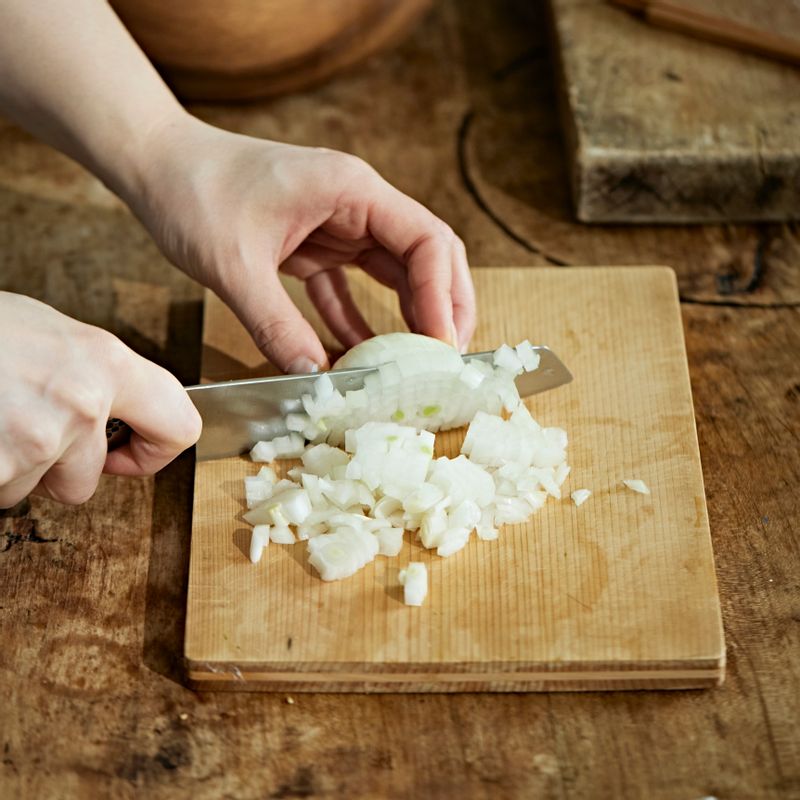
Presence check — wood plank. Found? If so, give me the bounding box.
[185,267,724,690]
[547,0,800,222]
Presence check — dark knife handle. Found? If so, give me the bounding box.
[106,418,132,451]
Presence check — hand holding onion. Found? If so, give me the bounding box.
[121,115,476,373]
[0,292,201,508]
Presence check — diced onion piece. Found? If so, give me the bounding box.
[419,507,448,549]
[257,466,278,484]
[268,487,312,525]
[244,476,273,509]
[373,496,402,519]
[428,455,495,508]
[476,523,498,541]
[242,502,273,526]
[515,340,541,372]
[458,363,485,389]
[570,489,592,506]
[553,463,571,487]
[493,496,533,525]
[346,422,434,500]
[437,527,471,557]
[571,489,592,507]
[375,527,405,557]
[622,479,650,495]
[297,523,325,541]
[307,526,378,581]
[476,508,498,541]
[314,372,334,400]
[398,562,428,606]
[250,440,277,463]
[492,344,523,375]
[448,499,481,530]
[249,525,270,563]
[301,442,350,476]
[272,433,306,459]
[285,413,309,433]
[403,482,445,515]
[270,525,295,544]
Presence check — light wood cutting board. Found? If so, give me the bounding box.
[185,267,725,692]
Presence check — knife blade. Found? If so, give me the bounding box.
[107,347,572,461]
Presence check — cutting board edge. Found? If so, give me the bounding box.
[183,660,725,693]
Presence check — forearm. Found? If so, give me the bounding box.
[0,0,186,201]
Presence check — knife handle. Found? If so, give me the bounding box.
[106,417,131,451]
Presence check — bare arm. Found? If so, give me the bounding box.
[0,0,183,200]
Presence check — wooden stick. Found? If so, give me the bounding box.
[610,0,800,67]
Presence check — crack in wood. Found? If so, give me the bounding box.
[1,518,58,553]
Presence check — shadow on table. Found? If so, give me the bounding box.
[141,298,203,688]
[142,449,196,687]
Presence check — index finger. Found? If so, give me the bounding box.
[103,344,201,477]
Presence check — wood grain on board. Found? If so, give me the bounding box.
[547,0,800,223]
[185,267,725,691]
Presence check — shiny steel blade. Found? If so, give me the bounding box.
[187,366,377,462]
[187,346,571,461]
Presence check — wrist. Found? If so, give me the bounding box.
[98,103,195,211]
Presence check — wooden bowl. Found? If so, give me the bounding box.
[110,0,433,101]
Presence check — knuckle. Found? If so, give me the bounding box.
[92,329,131,372]
[433,220,455,241]
[3,409,61,466]
[251,317,296,361]
[49,378,107,425]
[336,152,376,181]
[21,422,61,465]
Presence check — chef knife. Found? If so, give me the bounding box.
[107,346,572,461]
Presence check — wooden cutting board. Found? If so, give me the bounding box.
[547,0,800,223]
[185,267,725,692]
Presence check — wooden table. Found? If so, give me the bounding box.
[1,1,798,797]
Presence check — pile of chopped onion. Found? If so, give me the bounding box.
[243,334,568,606]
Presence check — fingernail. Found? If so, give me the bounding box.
[287,357,321,375]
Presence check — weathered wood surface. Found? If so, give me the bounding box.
[1,0,798,796]
[548,0,800,223]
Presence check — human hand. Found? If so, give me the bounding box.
[0,292,201,507]
[126,116,476,373]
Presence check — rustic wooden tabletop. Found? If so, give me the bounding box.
[1,2,798,798]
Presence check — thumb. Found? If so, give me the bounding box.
[228,273,329,374]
